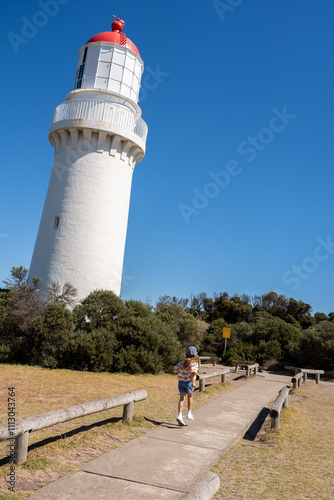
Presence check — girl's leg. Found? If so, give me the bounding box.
[178,393,186,413]
[177,393,186,425]
[187,392,193,412]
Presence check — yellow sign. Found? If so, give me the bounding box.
[222,328,231,339]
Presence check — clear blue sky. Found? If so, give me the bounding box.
[1,0,333,314]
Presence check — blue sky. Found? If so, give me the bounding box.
[1,0,333,314]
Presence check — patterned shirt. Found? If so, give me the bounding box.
[174,359,199,381]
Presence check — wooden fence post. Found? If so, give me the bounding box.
[271,413,280,430]
[15,431,29,464]
[122,401,134,422]
[199,379,206,391]
[292,372,303,389]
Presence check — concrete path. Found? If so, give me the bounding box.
[31,372,291,500]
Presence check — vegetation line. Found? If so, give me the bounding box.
[1,266,333,373]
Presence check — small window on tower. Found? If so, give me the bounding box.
[54,216,60,229]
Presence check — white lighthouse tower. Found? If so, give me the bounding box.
[29,17,147,302]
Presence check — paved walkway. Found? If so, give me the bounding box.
[31,371,292,500]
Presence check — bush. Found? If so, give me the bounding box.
[224,343,257,365]
[61,328,118,372]
[155,302,202,350]
[256,339,282,365]
[71,292,184,374]
[29,303,74,368]
[293,321,334,371]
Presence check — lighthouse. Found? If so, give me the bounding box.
[29,17,147,302]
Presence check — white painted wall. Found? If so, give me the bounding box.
[30,129,135,300]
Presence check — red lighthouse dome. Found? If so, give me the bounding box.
[86,16,140,57]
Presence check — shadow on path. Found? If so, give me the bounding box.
[243,407,270,441]
[0,416,122,467]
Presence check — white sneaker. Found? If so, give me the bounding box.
[187,413,194,420]
[177,415,185,426]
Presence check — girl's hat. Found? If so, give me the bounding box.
[186,346,197,357]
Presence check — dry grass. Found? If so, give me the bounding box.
[0,363,236,499]
[212,382,334,500]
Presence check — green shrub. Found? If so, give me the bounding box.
[61,328,118,372]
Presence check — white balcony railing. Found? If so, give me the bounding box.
[52,100,148,143]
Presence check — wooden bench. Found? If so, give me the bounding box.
[269,386,290,429]
[0,390,147,464]
[299,368,324,384]
[199,356,221,367]
[291,368,324,388]
[196,368,230,391]
[233,360,259,377]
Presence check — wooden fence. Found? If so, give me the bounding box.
[0,390,147,464]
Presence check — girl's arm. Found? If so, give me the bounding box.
[190,371,196,388]
[174,361,181,373]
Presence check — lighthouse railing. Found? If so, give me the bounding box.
[52,100,148,142]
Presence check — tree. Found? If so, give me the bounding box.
[211,295,252,323]
[293,321,334,371]
[286,298,313,328]
[253,292,289,319]
[256,339,282,365]
[44,281,78,307]
[186,292,208,317]
[1,266,44,335]
[250,314,301,359]
[73,291,183,374]
[30,302,74,368]
[225,342,257,365]
[73,290,127,331]
[155,302,202,349]
[155,295,189,311]
[202,318,231,356]
[61,327,118,372]
[3,266,29,290]
[314,312,328,323]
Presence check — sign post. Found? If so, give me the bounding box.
[222,327,231,353]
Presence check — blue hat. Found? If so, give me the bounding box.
[186,346,197,357]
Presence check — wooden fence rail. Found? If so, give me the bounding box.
[196,368,230,391]
[269,386,290,429]
[0,390,148,464]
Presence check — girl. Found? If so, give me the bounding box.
[174,346,199,426]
